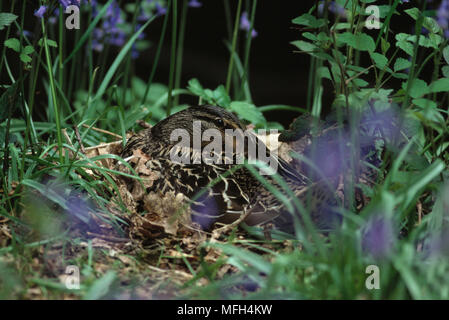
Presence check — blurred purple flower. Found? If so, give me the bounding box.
[191,194,220,230]
[437,0,449,39]
[34,5,47,19]
[155,3,167,16]
[188,0,203,8]
[362,216,396,259]
[318,0,347,18]
[59,0,81,9]
[240,12,258,38]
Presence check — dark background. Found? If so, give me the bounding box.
[134,0,321,126]
[2,0,431,127]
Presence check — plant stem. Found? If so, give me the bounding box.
[167,0,178,116]
[141,0,171,106]
[225,0,243,96]
[174,0,188,106]
[41,18,64,164]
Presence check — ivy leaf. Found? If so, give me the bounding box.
[428,78,449,93]
[228,101,266,126]
[4,38,20,52]
[0,13,18,30]
[337,32,375,52]
[394,58,411,72]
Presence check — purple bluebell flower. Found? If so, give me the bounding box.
[240,12,258,38]
[188,0,202,8]
[318,0,347,18]
[59,0,82,10]
[361,216,395,259]
[155,3,167,16]
[34,5,47,19]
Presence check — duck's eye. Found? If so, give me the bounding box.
[215,118,224,126]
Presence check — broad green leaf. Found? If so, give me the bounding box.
[402,78,429,98]
[228,101,266,126]
[442,66,449,78]
[23,45,34,55]
[429,78,449,93]
[412,98,437,109]
[394,58,411,72]
[337,32,375,52]
[0,13,18,30]
[291,40,316,52]
[370,52,388,69]
[292,13,325,28]
[4,38,20,52]
[443,45,449,65]
[404,7,441,33]
[19,53,32,63]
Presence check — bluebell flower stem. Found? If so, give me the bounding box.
[41,18,64,165]
[174,0,188,107]
[167,0,178,116]
[225,0,243,96]
[241,0,257,102]
[59,5,64,94]
[141,0,172,106]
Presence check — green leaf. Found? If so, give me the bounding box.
[442,66,449,78]
[291,40,316,52]
[19,53,32,63]
[228,101,266,126]
[38,38,58,48]
[212,85,231,107]
[428,78,449,93]
[187,78,204,96]
[83,271,117,300]
[396,39,414,56]
[394,58,411,72]
[23,45,35,55]
[292,13,325,28]
[443,45,449,65]
[0,13,18,30]
[412,98,437,109]
[404,7,441,33]
[402,78,429,99]
[337,32,375,52]
[370,52,388,69]
[4,38,20,52]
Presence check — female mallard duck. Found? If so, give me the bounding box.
[121,105,338,233]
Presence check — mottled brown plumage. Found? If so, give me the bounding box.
[121,105,338,233]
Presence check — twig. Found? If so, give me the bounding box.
[74,125,86,154]
[82,124,123,139]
